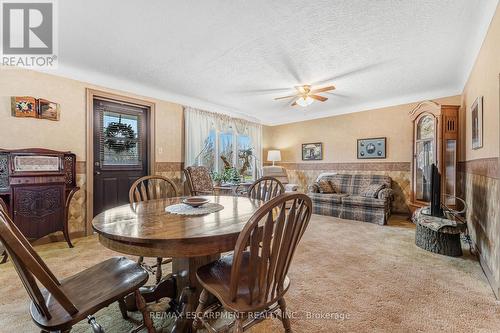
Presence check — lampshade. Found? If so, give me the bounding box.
[296,96,314,107]
[267,150,281,162]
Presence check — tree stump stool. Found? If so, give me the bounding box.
[413,208,467,257]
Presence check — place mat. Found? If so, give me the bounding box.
[165,202,224,215]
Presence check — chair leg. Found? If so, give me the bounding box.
[234,317,244,333]
[87,315,104,333]
[0,252,7,264]
[155,257,162,284]
[278,298,292,333]
[192,288,209,330]
[135,289,156,333]
[118,298,129,319]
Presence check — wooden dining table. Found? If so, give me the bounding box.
[92,195,264,333]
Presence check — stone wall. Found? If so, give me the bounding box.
[458,158,500,297]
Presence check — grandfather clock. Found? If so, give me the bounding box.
[409,101,459,211]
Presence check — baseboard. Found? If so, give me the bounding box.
[32,230,86,246]
[474,243,500,299]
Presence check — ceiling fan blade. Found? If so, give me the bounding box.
[291,101,298,106]
[312,61,387,86]
[274,95,298,100]
[309,94,328,102]
[311,85,336,94]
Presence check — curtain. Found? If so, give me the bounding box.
[184,107,262,176]
[184,107,214,166]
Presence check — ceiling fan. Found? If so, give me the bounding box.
[274,84,336,107]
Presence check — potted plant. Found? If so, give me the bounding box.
[211,171,224,186]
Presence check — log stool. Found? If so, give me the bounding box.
[413,208,467,257]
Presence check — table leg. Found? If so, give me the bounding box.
[170,254,220,333]
[124,274,177,311]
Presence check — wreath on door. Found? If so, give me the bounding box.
[104,116,136,153]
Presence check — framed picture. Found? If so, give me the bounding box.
[471,96,483,150]
[357,137,386,159]
[302,142,323,160]
[38,99,60,121]
[11,97,37,118]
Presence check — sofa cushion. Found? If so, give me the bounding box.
[359,183,386,198]
[342,195,386,208]
[317,180,335,193]
[308,192,349,204]
[349,175,391,195]
[316,174,392,195]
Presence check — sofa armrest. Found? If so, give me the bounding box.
[308,184,320,193]
[285,183,298,192]
[378,188,394,201]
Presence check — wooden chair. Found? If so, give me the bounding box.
[193,192,313,333]
[184,166,214,196]
[247,176,285,202]
[0,208,154,333]
[129,175,178,284]
[0,197,8,264]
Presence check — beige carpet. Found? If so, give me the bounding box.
[1,215,499,333]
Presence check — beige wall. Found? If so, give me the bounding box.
[0,68,185,236]
[0,68,183,163]
[458,3,500,298]
[461,3,500,161]
[263,95,461,163]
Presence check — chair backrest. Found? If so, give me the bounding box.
[229,192,312,307]
[261,166,289,185]
[129,175,178,204]
[0,209,78,320]
[247,176,285,202]
[184,166,214,196]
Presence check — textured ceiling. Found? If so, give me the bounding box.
[54,0,498,125]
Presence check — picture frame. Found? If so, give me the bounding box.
[357,137,386,159]
[38,99,61,121]
[11,96,38,118]
[302,142,323,160]
[471,96,483,150]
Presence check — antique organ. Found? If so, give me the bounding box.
[0,148,79,247]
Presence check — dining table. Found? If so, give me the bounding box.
[92,195,264,333]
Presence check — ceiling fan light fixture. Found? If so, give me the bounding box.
[296,96,314,107]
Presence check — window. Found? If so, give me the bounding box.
[101,111,141,166]
[198,130,256,180]
[237,135,253,181]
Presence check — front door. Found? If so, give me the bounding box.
[93,98,149,217]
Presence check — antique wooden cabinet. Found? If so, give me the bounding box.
[0,148,79,247]
[409,101,459,211]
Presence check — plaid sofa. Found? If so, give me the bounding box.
[308,174,394,225]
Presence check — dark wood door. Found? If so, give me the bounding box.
[93,98,149,217]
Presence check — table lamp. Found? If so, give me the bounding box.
[267,150,281,166]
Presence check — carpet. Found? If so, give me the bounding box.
[1,214,499,332]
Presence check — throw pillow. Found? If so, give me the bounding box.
[317,179,335,193]
[360,183,386,198]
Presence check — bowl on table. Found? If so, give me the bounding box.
[182,197,209,208]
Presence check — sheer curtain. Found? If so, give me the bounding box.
[184,107,262,176]
[184,107,214,166]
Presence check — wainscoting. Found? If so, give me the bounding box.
[67,161,184,237]
[458,157,500,298]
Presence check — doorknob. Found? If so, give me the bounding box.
[95,171,101,175]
